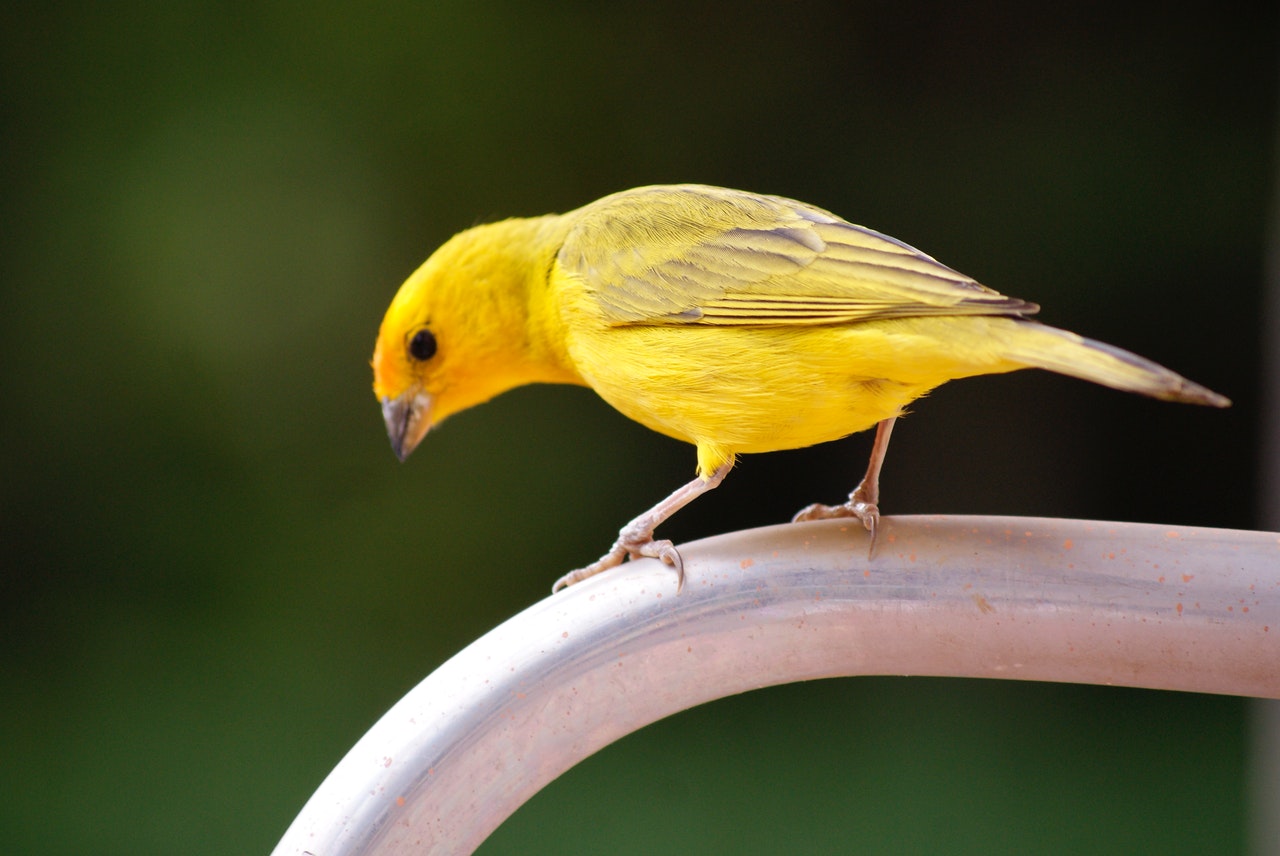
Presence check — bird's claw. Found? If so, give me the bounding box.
[791,492,881,555]
[792,499,878,529]
[637,538,684,591]
[551,464,731,594]
[552,536,685,593]
[551,546,624,593]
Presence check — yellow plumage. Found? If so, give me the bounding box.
[372,184,1228,590]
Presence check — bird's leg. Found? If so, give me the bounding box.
[552,463,732,593]
[792,417,897,549]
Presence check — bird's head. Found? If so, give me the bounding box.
[371,216,576,461]
[371,287,441,463]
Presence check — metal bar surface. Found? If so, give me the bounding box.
[272,515,1280,855]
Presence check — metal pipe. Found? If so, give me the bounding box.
[272,515,1280,855]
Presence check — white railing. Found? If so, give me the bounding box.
[271,515,1280,855]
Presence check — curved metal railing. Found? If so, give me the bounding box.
[271,515,1280,855]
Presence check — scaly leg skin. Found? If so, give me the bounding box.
[792,417,897,552]
[552,463,732,594]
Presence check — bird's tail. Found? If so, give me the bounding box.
[1002,321,1230,407]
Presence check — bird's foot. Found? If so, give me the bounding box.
[791,486,880,554]
[552,464,731,594]
[552,527,684,593]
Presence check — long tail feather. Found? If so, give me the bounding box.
[1005,322,1230,407]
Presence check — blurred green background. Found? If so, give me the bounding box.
[1,3,1272,853]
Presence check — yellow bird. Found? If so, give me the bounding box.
[372,184,1228,592]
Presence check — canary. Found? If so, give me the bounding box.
[372,184,1229,592]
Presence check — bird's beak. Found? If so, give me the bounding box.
[381,389,434,462]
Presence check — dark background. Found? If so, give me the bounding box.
[2,3,1272,853]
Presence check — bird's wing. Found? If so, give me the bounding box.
[557,184,1037,326]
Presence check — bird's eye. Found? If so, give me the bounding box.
[408,328,437,362]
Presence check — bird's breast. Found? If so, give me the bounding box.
[562,323,942,455]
